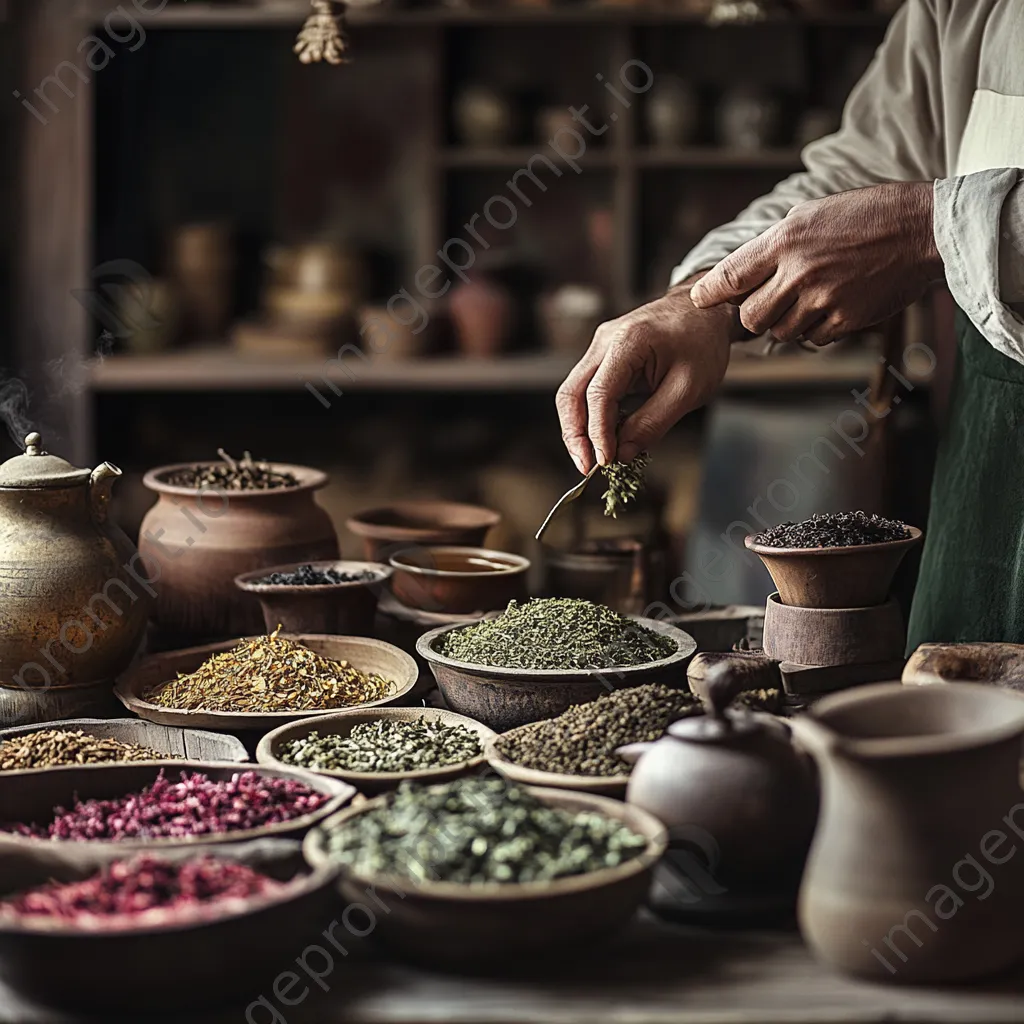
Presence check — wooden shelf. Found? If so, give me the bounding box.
[441,147,617,169]
[86,348,899,394]
[635,146,805,170]
[80,1,892,28]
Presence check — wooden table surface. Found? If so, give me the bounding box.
[3,912,1023,1024]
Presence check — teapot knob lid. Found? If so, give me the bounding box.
[24,432,43,455]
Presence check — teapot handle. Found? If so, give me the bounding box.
[89,463,121,524]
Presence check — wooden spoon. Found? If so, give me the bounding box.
[535,466,600,542]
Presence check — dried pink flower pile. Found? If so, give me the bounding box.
[3,770,327,841]
[0,854,287,928]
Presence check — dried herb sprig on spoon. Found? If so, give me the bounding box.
[601,451,650,518]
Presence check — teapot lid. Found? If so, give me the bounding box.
[669,709,765,743]
[0,433,93,488]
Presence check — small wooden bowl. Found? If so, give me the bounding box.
[233,560,392,635]
[744,526,922,609]
[0,719,248,773]
[389,546,529,615]
[256,707,497,794]
[0,761,355,853]
[484,734,628,798]
[303,786,666,967]
[115,634,419,734]
[0,839,341,1011]
[346,501,501,561]
[417,617,697,731]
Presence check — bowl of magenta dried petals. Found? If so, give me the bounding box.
[0,762,355,852]
[0,838,342,1010]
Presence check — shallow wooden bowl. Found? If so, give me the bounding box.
[416,617,697,731]
[256,707,497,795]
[0,838,341,1011]
[903,642,1024,692]
[303,786,666,967]
[346,500,501,561]
[0,718,248,773]
[389,546,529,615]
[0,761,355,853]
[484,734,628,798]
[115,633,419,733]
[234,560,392,636]
[744,526,922,609]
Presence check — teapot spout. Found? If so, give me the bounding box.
[616,741,655,765]
[89,462,122,523]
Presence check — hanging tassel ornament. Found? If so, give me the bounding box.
[294,0,349,65]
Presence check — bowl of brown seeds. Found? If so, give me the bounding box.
[116,631,419,733]
[256,707,496,794]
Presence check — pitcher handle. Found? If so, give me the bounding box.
[788,714,842,760]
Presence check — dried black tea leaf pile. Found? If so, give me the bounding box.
[321,777,648,884]
[752,511,910,549]
[496,684,702,777]
[0,729,169,772]
[253,564,378,587]
[279,720,482,774]
[164,449,298,491]
[600,452,650,518]
[438,598,676,671]
[142,628,395,713]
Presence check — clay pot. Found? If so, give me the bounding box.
[346,501,501,562]
[169,222,234,340]
[620,666,817,888]
[790,682,1024,983]
[449,278,513,358]
[645,75,698,147]
[389,546,529,615]
[452,85,516,148]
[139,464,339,642]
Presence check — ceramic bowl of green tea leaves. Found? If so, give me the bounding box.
[255,707,496,795]
[416,597,698,731]
[303,775,667,967]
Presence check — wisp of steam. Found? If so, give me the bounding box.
[0,377,34,449]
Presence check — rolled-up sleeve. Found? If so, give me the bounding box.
[670,0,945,286]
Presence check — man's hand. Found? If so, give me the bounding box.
[690,182,945,346]
[555,275,741,474]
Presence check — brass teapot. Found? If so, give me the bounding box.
[0,433,151,691]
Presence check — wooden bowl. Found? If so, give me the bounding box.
[346,501,501,561]
[256,707,497,795]
[0,718,248,773]
[763,593,905,667]
[115,634,419,733]
[0,838,341,1011]
[389,546,529,615]
[484,734,628,798]
[0,761,355,853]
[744,526,922,608]
[416,617,697,732]
[303,786,666,967]
[233,560,392,635]
[903,643,1024,692]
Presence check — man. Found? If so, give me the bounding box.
[555,0,1024,647]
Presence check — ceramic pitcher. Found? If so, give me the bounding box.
[790,681,1024,984]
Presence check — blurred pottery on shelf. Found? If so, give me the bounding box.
[359,305,424,360]
[535,106,576,143]
[139,462,339,641]
[645,75,699,146]
[115,278,180,353]
[449,277,513,358]
[537,285,602,355]
[169,222,234,340]
[263,243,365,337]
[716,86,783,150]
[230,320,334,359]
[453,85,516,148]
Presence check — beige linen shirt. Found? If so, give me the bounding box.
[670,0,1024,363]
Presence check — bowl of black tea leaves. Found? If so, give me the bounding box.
[745,512,922,609]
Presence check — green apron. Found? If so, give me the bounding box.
[907,309,1024,649]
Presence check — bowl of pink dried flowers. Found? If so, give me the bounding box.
[0,838,342,1010]
[0,762,355,852]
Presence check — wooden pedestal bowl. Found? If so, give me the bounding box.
[303,787,667,968]
[256,707,496,795]
[416,618,697,732]
[745,527,922,608]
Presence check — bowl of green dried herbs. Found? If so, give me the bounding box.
[256,707,496,794]
[416,598,697,731]
[116,631,419,733]
[303,776,667,967]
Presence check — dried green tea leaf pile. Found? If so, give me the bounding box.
[600,452,650,518]
[142,630,395,713]
[439,598,676,671]
[321,777,648,884]
[496,684,702,777]
[279,720,482,774]
[0,729,169,772]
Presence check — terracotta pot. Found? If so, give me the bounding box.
[169,222,234,340]
[449,278,512,358]
[346,501,500,562]
[790,682,1024,983]
[389,546,529,615]
[139,464,339,642]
